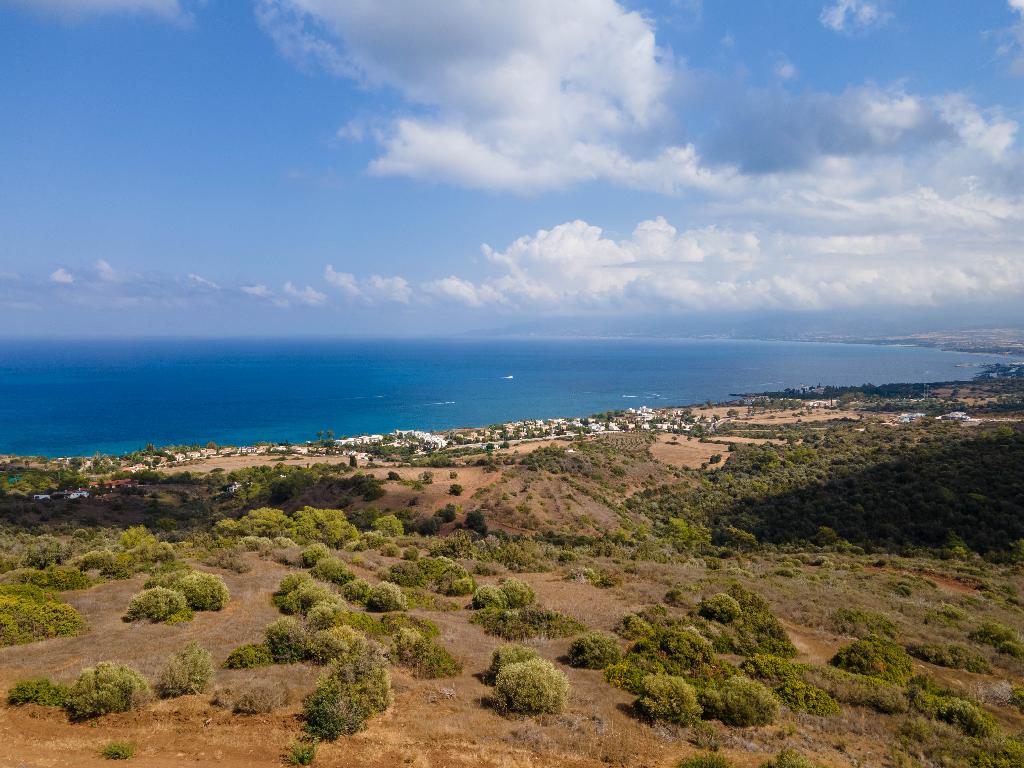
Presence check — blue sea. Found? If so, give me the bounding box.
[0,338,999,457]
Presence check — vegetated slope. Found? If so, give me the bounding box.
[627,422,1024,554]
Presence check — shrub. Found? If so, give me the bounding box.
[373,515,404,537]
[698,593,741,624]
[65,662,149,720]
[123,587,191,624]
[214,680,287,714]
[311,557,354,586]
[100,742,135,760]
[274,576,335,616]
[308,625,368,666]
[7,677,69,707]
[567,631,621,669]
[499,578,535,608]
[771,676,840,716]
[1012,685,1024,712]
[484,644,540,685]
[701,676,779,727]
[156,642,214,698]
[285,740,317,766]
[830,636,913,684]
[720,584,796,658]
[830,608,896,638]
[615,613,655,640]
[493,658,569,715]
[367,582,408,612]
[175,572,229,611]
[391,628,463,678]
[471,606,585,641]
[223,643,273,669]
[970,621,1024,660]
[907,643,991,673]
[760,750,821,768]
[0,584,86,645]
[341,578,372,606]
[302,647,393,740]
[301,543,331,567]
[14,565,91,591]
[677,755,732,768]
[265,617,309,663]
[471,585,508,610]
[634,674,701,725]
[803,666,907,714]
[629,626,719,679]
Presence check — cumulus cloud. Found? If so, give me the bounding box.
[94,259,120,282]
[997,0,1024,76]
[819,0,890,34]
[49,268,74,284]
[241,284,272,298]
[365,274,411,304]
[0,0,193,22]
[187,273,220,290]
[282,281,327,306]
[324,265,362,298]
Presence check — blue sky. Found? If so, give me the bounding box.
[1,0,1023,336]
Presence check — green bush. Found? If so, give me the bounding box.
[7,677,69,707]
[100,741,135,760]
[265,617,310,663]
[223,643,273,669]
[969,621,1024,660]
[471,585,508,610]
[615,613,655,640]
[701,676,779,727]
[274,576,335,616]
[567,631,621,669]
[634,674,702,725]
[697,593,742,624]
[311,557,354,586]
[484,644,540,685]
[830,608,896,638]
[285,740,317,766]
[803,666,907,714]
[830,636,913,684]
[65,662,149,720]
[740,655,839,716]
[0,584,86,645]
[719,584,796,658]
[906,643,991,673]
[493,658,569,715]
[677,755,732,768]
[366,582,408,612]
[307,625,368,666]
[760,750,821,768]
[175,572,229,611]
[499,578,535,609]
[122,587,192,624]
[373,514,404,537]
[630,626,719,678]
[341,578,372,605]
[301,543,331,567]
[14,565,91,591]
[156,642,213,698]
[302,647,393,740]
[471,606,584,641]
[1012,685,1024,712]
[390,628,463,678]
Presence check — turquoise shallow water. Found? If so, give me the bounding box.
[0,338,997,456]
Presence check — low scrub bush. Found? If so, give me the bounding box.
[310,557,354,586]
[265,617,310,663]
[274,575,335,616]
[285,740,317,766]
[830,608,896,638]
[907,678,997,737]
[760,750,822,768]
[302,646,393,740]
[123,587,192,624]
[7,677,69,707]
[366,581,408,612]
[156,642,214,698]
[907,643,991,673]
[830,636,913,684]
[100,741,135,760]
[493,658,569,715]
[471,606,584,641]
[307,625,368,666]
[677,755,732,768]
[13,565,91,591]
[701,676,779,727]
[634,674,702,725]
[802,666,907,714]
[390,628,462,678]
[567,631,621,669]
[0,584,86,645]
[471,585,508,610]
[740,655,839,716]
[65,662,149,720]
[717,584,796,658]
[214,679,288,714]
[697,593,741,624]
[484,644,540,685]
[301,543,331,567]
[223,643,273,669]
[174,572,229,611]
[341,578,371,605]
[615,613,655,640]
[498,578,535,608]
[969,621,1024,660]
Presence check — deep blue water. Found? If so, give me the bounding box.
[0,338,998,456]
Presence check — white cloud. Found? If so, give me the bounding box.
[187,273,220,290]
[255,0,733,193]
[819,0,890,34]
[366,274,412,304]
[241,284,272,298]
[997,1,1024,76]
[283,281,327,306]
[49,268,74,284]
[773,55,797,81]
[0,0,192,22]
[324,265,362,298]
[94,259,120,282]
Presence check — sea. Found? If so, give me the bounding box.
[0,338,1001,457]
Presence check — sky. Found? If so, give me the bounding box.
[1,0,1023,337]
